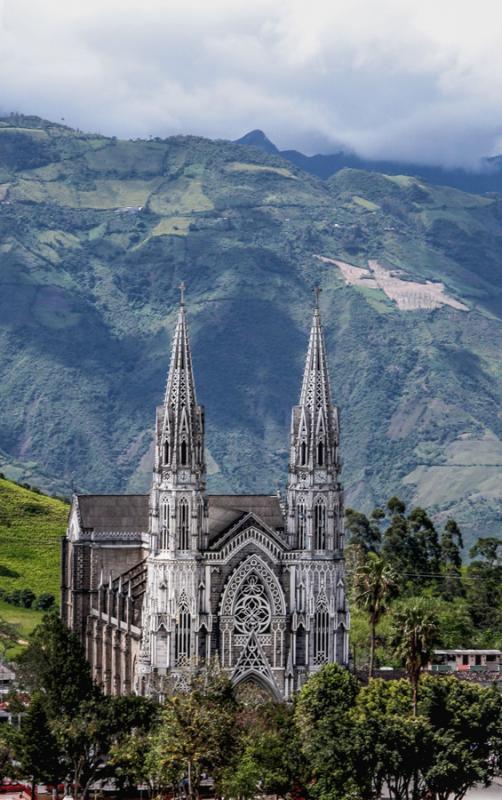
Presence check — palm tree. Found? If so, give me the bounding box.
[353,552,398,677]
[392,600,439,715]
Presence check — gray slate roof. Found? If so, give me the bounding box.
[76,493,284,537]
[77,495,149,532]
[207,495,284,538]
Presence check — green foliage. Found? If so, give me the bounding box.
[16,613,96,717]
[295,668,502,800]
[352,552,398,675]
[465,545,502,642]
[221,701,307,800]
[391,599,440,713]
[294,664,361,799]
[13,693,63,792]
[113,668,237,800]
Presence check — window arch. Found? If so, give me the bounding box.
[160,501,170,550]
[317,440,324,466]
[313,597,329,665]
[175,593,191,666]
[314,499,326,549]
[180,439,188,466]
[300,440,307,466]
[296,502,306,549]
[178,498,190,550]
[296,583,305,612]
[163,440,170,465]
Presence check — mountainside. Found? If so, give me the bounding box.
[235,130,502,195]
[2,115,502,547]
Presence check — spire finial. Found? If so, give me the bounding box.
[179,281,186,307]
[314,285,322,310]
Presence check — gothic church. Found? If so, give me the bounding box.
[62,290,349,699]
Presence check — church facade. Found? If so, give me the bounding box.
[61,291,349,699]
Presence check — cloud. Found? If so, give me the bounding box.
[1,0,502,166]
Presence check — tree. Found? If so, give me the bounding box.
[466,536,502,638]
[439,519,464,600]
[16,614,97,718]
[294,663,360,800]
[353,552,398,676]
[35,593,56,611]
[53,694,155,800]
[145,668,237,800]
[419,676,502,800]
[391,599,439,715]
[351,678,433,800]
[345,508,381,553]
[0,617,20,657]
[13,694,64,799]
[221,702,306,800]
[0,726,15,785]
[469,536,502,566]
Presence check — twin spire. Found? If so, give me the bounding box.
[159,284,337,480]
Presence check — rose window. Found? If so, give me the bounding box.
[234,575,271,634]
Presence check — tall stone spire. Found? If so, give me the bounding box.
[150,284,206,556]
[157,282,205,480]
[297,287,337,470]
[286,288,342,552]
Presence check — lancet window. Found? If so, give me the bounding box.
[160,501,170,550]
[296,501,306,548]
[317,440,324,466]
[178,498,190,550]
[180,439,188,466]
[296,583,306,612]
[313,597,330,665]
[314,499,326,549]
[175,593,191,666]
[163,440,170,465]
[300,440,307,466]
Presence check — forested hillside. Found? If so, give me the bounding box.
[1,115,502,547]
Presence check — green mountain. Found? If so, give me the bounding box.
[1,114,502,548]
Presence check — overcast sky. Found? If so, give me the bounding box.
[1,0,501,167]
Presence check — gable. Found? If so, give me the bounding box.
[208,513,288,563]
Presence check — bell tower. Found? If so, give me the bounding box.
[150,282,206,556]
[139,286,207,693]
[286,288,343,554]
[285,289,348,686]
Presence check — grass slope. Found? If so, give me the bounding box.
[0,477,66,635]
[1,116,502,547]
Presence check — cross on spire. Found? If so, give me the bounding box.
[314,285,322,310]
[179,281,186,307]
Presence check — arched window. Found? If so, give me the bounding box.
[175,593,191,666]
[296,626,306,666]
[297,502,306,549]
[313,598,329,665]
[300,441,307,466]
[178,498,190,550]
[296,583,305,612]
[317,440,324,466]
[163,440,170,465]
[314,499,326,549]
[180,440,188,466]
[160,501,170,550]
